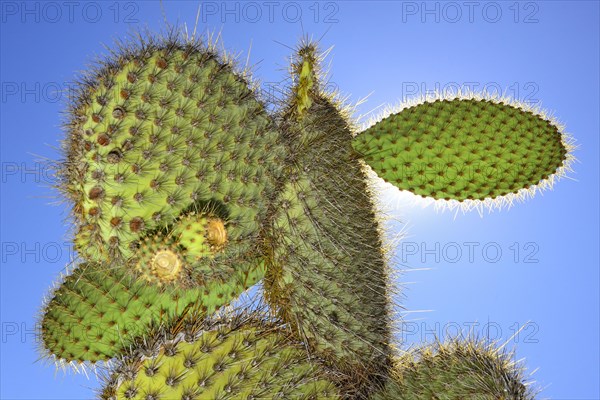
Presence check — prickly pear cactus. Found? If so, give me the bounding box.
[62,35,284,264]
[38,30,573,399]
[40,33,285,366]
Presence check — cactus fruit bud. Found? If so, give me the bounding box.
[150,249,182,281]
[134,211,228,286]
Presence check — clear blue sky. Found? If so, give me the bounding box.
[1,1,598,399]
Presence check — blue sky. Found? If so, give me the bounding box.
[1,1,598,399]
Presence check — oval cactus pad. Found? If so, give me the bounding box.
[354,97,571,204]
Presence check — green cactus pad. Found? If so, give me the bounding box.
[62,33,284,263]
[40,260,264,364]
[373,340,533,400]
[100,314,340,399]
[263,44,391,394]
[354,97,570,202]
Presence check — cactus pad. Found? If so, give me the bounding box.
[264,44,391,393]
[100,314,340,399]
[354,97,571,203]
[62,34,284,263]
[40,260,265,364]
[373,339,533,399]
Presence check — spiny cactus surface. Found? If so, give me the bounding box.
[41,33,288,365]
[373,340,534,400]
[264,45,391,394]
[354,97,570,202]
[62,35,284,264]
[41,260,264,363]
[101,314,340,400]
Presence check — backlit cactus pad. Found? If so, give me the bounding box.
[38,30,573,399]
[354,95,574,209]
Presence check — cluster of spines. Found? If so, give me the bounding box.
[100,311,341,400]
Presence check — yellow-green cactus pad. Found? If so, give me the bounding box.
[373,339,534,400]
[100,315,340,400]
[354,96,573,204]
[61,33,284,263]
[40,260,264,364]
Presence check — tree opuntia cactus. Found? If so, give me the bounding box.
[38,30,573,399]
